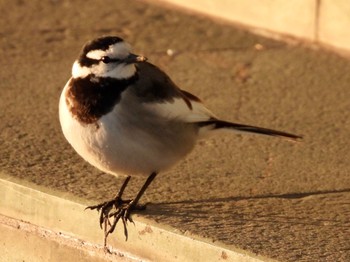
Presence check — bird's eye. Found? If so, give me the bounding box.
[101,56,112,63]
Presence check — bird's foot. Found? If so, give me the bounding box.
[84,173,157,248]
[86,197,145,245]
[85,176,148,247]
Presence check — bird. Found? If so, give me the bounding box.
[59,36,302,246]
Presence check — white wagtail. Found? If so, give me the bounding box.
[59,36,302,245]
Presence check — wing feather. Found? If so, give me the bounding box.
[143,91,216,122]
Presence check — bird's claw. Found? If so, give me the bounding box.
[84,173,156,247]
[86,197,143,244]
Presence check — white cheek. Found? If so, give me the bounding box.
[101,64,136,79]
[72,60,135,79]
[72,61,91,78]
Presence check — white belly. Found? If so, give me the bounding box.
[59,85,198,177]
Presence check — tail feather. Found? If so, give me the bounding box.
[198,120,302,141]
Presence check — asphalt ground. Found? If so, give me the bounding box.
[0,0,349,261]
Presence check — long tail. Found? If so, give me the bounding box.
[197,120,302,141]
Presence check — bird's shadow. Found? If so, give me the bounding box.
[139,188,350,228]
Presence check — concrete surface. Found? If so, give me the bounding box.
[319,0,350,50]
[158,0,350,55]
[158,0,317,40]
[0,175,269,262]
[0,215,135,262]
[0,0,349,261]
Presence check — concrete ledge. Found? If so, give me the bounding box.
[319,0,350,51]
[157,0,316,41]
[0,215,133,262]
[156,0,350,55]
[0,175,273,262]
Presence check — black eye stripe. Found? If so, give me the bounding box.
[79,56,100,67]
[101,56,121,64]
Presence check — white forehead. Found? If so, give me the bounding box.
[86,41,131,59]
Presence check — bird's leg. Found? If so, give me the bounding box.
[124,172,157,221]
[86,172,157,247]
[107,172,157,241]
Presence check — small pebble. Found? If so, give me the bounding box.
[167,49,175,56]
[254,43,264,50]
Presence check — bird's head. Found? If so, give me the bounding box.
[72,36,147,79]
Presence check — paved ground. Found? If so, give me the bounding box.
[0,0,349,261]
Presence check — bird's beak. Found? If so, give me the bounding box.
[124,53,147,64]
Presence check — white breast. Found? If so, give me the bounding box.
[59,83,198,177]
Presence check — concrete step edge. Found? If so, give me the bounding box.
[0,174,275,262]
